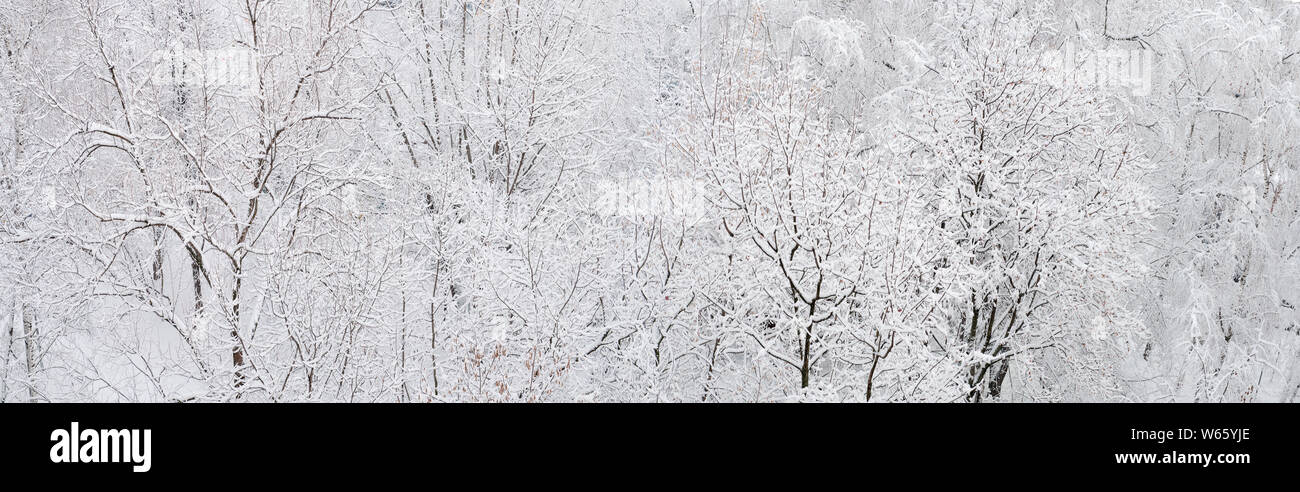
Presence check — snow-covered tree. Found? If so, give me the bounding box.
[0,0,1294,402]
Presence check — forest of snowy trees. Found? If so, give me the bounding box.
[0,0,1296,402]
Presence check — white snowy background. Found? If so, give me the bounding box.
[0,0,1296,402]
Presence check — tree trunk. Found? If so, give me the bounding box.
[192,258,203,313]
[800,324,812,388]
[1,303,12,402]
[987,358,1011,399]
[231,274,246,390]
[22,303,36,402]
